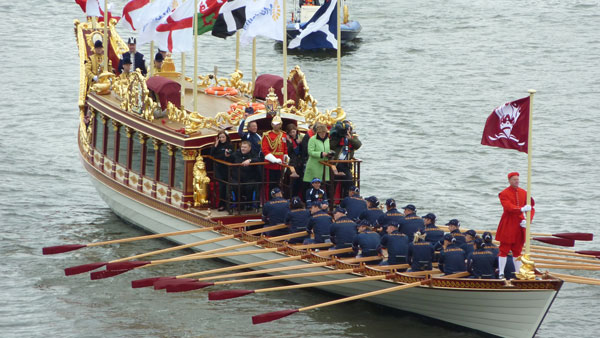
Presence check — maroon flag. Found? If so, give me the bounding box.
[481,96,530,153]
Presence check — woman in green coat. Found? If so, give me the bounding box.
[303,123,332,183]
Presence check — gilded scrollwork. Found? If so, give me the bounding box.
[192,154,211,207]
[115,70,160,122]
[79,112,93,155]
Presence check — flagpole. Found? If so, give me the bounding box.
[150,41,154,76]
[235,31,240,71]
[252,37,256,101]
[525,89,536,255]
[336,0,341,109]
[282,0,288,106]
[193,0,199,114]
[103,0,109,73]
[181,52,186,109]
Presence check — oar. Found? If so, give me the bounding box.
[529,258,600,268]
[529,254,600,265]
[531,248,599,259]
[65,224,287,276]
[536,264,600,271]
[251,271,470,324]
[532,237,575,247]
[438,226,592,242]
[131,247,354,288]
[43,221,259,255]
[544,272,600,285]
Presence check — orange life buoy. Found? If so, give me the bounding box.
[228,102,265,114]
[204,86,239,96]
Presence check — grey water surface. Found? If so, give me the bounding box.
[1,0,599,337]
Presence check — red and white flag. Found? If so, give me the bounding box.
[154,0,197,53]
[77,0,121,22]
[481,96,530,153]
[121,0,150,31]
[137,0,180,47]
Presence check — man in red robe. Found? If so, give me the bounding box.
[261,116,297,198]
[495,172,534,278]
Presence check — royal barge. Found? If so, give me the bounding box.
[73,17,562,338]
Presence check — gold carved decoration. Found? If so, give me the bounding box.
[111,119,121,131]
[192,154,211,206]
[94,154,101,163]
[152,138,162,151]
[117,168,124,177]
[167,144,177,156]
[173,194,181,202]
[130,176,139,184]
[181,149,197,161]
[516,254,536,280]
[144,181,152,191]
[114,70,160,122]
[137,132,147,145]
[125,126,135,138]
[79,112,93,155]
[158,187,166,196]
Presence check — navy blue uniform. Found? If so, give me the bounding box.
[330,216,358,252]
[352,231,381,257]
[305,188,328,206]
[285,209,311,244]
[424,225,444,245]
[484,243,515,277]
[439,244,467,274]
[307,210,333,243]
[399,213,425,240]
[450,229,467,246]
[359,208,385,226]
[262,197,290,236]
[340,196,368,220]
[462,240,475,257]
[377,208,404,227]
[238,120,262,155]
[408,241,435,271]
[380,231,409,265]
[467,249,497,278]
[119,51,147,76]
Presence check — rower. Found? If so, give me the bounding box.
[398,204,425,240]
[329,207,358,257]
[422,213,444,245]
[340,185,367,220]
[482,231,516,279]
[305,201,332,244]
[379,222,409,265]
[407,231,434,272]
[377,198,404,227]
[445,219,466,245]
[439,234,467,275]
[305,177,327,208]
[467,237,498,279]
[358,196,384,227]
[262,188,290,236]
[352,220,381,260]
[285,197,310,244]
[462,229,477,256]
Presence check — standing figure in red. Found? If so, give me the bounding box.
[262,116,297,198]
[495,172,534,279]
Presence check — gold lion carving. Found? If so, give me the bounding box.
[193,155,211,206]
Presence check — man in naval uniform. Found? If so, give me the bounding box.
[118,37,147,76]
[495,172,534,278]
[85,40,113,86]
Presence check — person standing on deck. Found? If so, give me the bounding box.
[152,52,164,74]
[303,123,337,188]
[496,172,535,279]
[118,57,133,80]
[262,116,298,196]
[238,108,262,155]
[118,37,147,76]
[85,40,113,86]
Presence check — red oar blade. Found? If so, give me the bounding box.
[533,237,575,247]
[64,262,107,276]
[166,282,212,293]
[153,278,198,290]
[43,244,86,255]
[90,269,129,280]
[106,261,150,271]
[252,309,299,324]
[553,233,593,241]
[575,251,600,257]
[131,276,175,288]
[208,289,255,301]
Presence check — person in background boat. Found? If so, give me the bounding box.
[340,186,367,220]
[85,40,113,86]
[262,116,298,196]
[329,120,362,197]
[305,201,333,244]
[438,234,467,275]
[467,237,498,279]
[377,199,404,228]
[422,213,444,246]
[285,123,305,198]
[407,231,435,272]
[303,123,340,190]
[352,220,381,261]
[496,172,535,279]
[285,197,310,244]
[210,131,233,211]
[379,222,409,265]
[153,52,164,74]
[238,108,262,155]
[446,219,466,246]
[305,177,327,207]
[118,57,133,80]
[398,204,425,240]
[118,37,146,76]
[262,187,290,236]
[462,229,477,256]
[482,231,516,278]
[228,140,262,210]
[359,196,385,229]
[330,207,358,257]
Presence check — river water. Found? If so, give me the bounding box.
[1,0,599,337]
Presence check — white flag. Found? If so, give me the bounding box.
[153,0,197,53]
[121,0,151,31]
[137,0,179,46]
[86,0,104,17]
[240,0,283,45]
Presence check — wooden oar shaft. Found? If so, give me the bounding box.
[555,276,600,285]
[195,261,331,282]
[531,258,600,267]
[246,224,288,235]
[290,242,333,250]
[256,274,389,293]
[529,254,600,265]
[437,226,580,238]
[536,264,600,271]
[195,231,309,257]
[531,248,597,258]
[217,268,356,285]
[152,247,280,264]
[177,255,307,279]
[546,272,600,283]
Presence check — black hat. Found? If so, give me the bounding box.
[358,219,371,227]
[474,237,484,249]
[94,40,103,48]
[482,231,493,242]
[385,198,396,207]
[350,185,359,193]
[402,204,416,212]
[270,187,281,197]
[334,206,347,215]
[291,196,303,208]
[445,219,460,227]
[245,107,254,114]
[443,233,454,242]
[122,57,132,65]
[365,196,379,206]
[387,222,399,228]
[465,229,477,237]
[127,37,137,45]
[309,200,322,208]
[155,52,164,62]
[422,213,436,221]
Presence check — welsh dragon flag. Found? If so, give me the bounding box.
[197,0,226,35]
